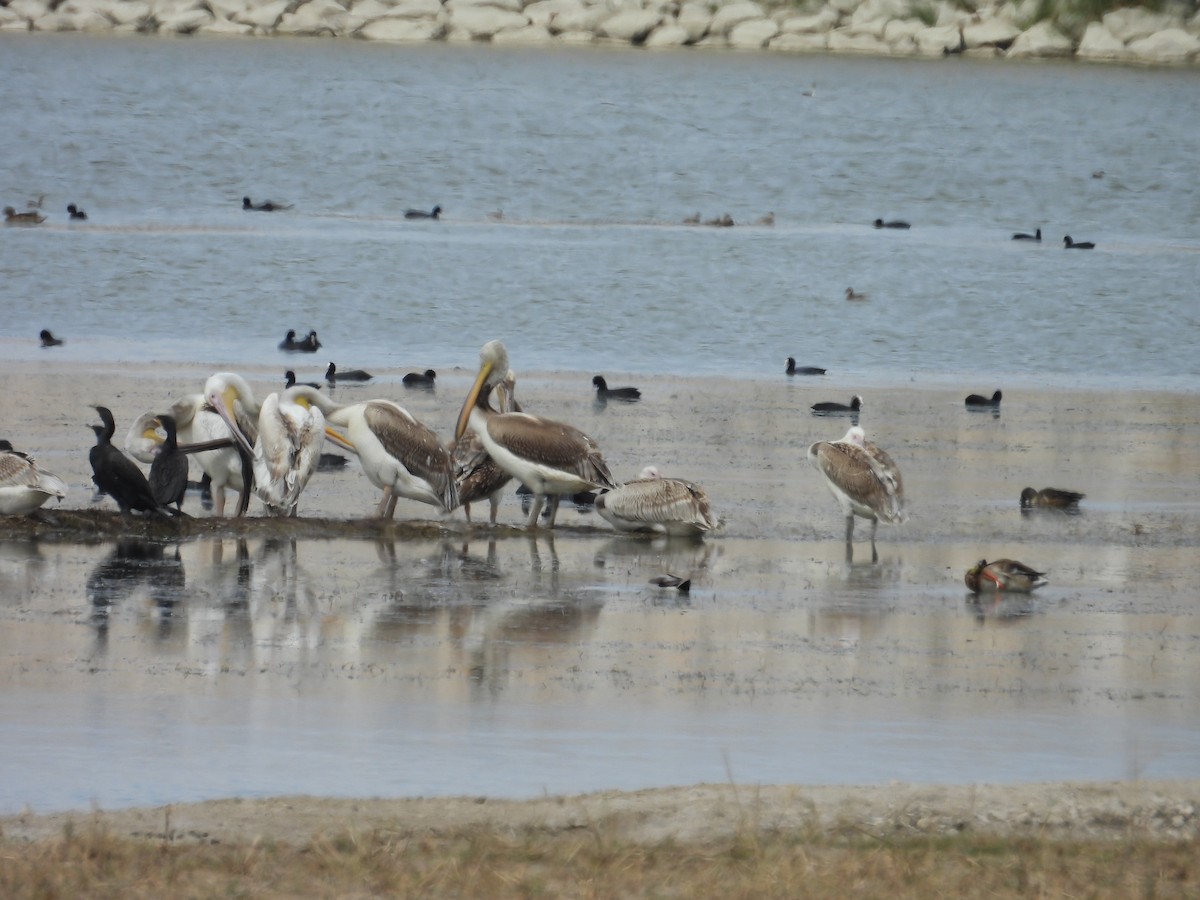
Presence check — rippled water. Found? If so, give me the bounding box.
[2,34,1198,386]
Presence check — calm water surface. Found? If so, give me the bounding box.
[1,34,1198,387]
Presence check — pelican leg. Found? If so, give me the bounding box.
[525,493,546,529]
[545,495,561,529]
[375,486,393,518]
[214,487,226,518]
[462,501,474,524]
[843,514,855,544]
[385,492,398,519]
[870,517,879,563]
[488,497,500,525]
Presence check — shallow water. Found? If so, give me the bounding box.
[1,35,1199,388]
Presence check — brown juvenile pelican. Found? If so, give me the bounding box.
[453,369,519,524]
[39,329,64,347]
[457,341,617,529]
[786,358,826,376]
[243,196,292,211]
[404,205,441,220]
[89,406,168,515]
[811,395,863,415]
[149,414,189,512]
[325,362,372,383]
[592,375,641,401]
[1063,235,1095,249]
[595,466,718,537]
[965,559,1048,593]
[808,425,906,559]
[965,390,1002,408]
[0,440,68,515]
[402,369,437,388]
[4,206,45,225]
[1020,487,1085,510]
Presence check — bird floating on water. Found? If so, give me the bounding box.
[965,390,1002,408]
[873,218,910,229]
[845,287,868,301]
[403,369,437,388]
[596,466,718,537]
[705,213,734,227]
[965,559,1048,593]
[326,362,372,383]
[812,395,863,415]
[67,203,87,220]
[39,329,63,348]
[285,370,322,390]
[404,205,441,220]
[1012,227,1041,241]
[0,439,68,515]
[1063,235,1095,249]
[808,425,906,561]
[785,358,825,376]
[5,206,44,225]
[243,196,292,211]
[1019,487,1085,510]
[592,375,641,402]
[279,329,321,352]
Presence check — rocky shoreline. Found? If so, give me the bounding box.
[2,0,1198,67]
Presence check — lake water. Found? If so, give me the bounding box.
[0,34,1198,815]
[1,33,1198,388]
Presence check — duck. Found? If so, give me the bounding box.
[965,390,1002,408]
[1011,227,1041,241]
[965,559,1048,593]
[298,330,321,352]
[811,395,863,415]
[284,370,322,390]
[845,287,868,301]
[67,203,88,221]
[0,440,68,515]
[4,206,45,225]
[402,369,437,387]
[592,375,641,402]
[1063,235,1095,250]
[404,205,442,220]
[757,212,775,226]
[325,362,373,383]
[1019,487,1085,510]
[39,329,63,348]
[682,212,701,225]
[705,214,734,227]
[873,218,910,229]
[785,358,826,376]
[243,196,292,212]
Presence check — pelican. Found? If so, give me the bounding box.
[808,425,906,558]
[595,466,718,537]
[212,384,349,517]
[0,440,68,515]
[452,370,518,524]
[457,341,618,528]
[89,406,167,515]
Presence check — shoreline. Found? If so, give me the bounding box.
[2,0,1198,68]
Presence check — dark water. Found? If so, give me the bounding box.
[1,34,1198,386]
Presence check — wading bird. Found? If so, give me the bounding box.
[89,406,167,515]
[596,466,718,537]
[149,414,190,512]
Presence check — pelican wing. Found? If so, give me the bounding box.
[598,477,717,534]
[486,413,617,490]
[810,440,905,524]
[452,431,512,507]
[0,449,40,488]
[363,400,456,509]
[253,393,325,513]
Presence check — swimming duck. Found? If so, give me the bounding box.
[592,375,641,402]
[705,214,734,227]
[39,329,63,348]
[284,370,322,390]
[785,358,826,376]
[243,196,292,212]
[404,205,442,220]
[325,362,372,383]
[811,395,863,415]
[67,203,87,220]
[845,287,868,301]
[4,206,45,225]
[1019,487,1085,510]
[965,390,1002,408]
[682,212,701,225]
[873,218,910,229]
[757,212,775,226]
[1012,227,1041,241]
[403,369,437,387]
[965,559,1048,593]
[1063,236,1095,249]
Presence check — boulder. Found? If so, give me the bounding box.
[552,4,607,33]
[447,5,528,37]
[599,8,662,42]
[351,0,396,17]
[105,0,150,24]
[357,15,443,38]
[826,0,858,14]
[828,27,889,52]
[199,16,254,33]
[0,6,29,29]
[644,22,690,46]
[1102,8,1180,44]
[277,0,352,35]
[1127,27,1200,62]
[963,17,1019,48]
[1006,20,1073,58]
[235,0,288,28]
[157,7,213,32]
[769,31,828,50]
[709,1,763,37]
[779,7,838,34]
[883,18,922,43]
[492,22,554,42]
[676,2,711,42]
[846,13,887,39]
[522,0,582,29]
[387,0,443,18]
[555,28,595,43]
[7,0,47,18]
[1076,22,1129,61]
[913,23,961,55]
[729,17,777,47]
[447,0,523,12]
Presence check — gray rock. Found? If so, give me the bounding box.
[645,22,690,46]
[552,4,607,34]
[963,18,1019,48]
[1007,20,1073,58]
[828,27,889,52]
[709,0,763,37]
[492,22,554,42]
[769,31,829,50]
[1077,21,1129,61]
[676,3,711,42]
[729,16,778,47]
[779,8,838,35]
[599,8,662,42]
[358,14,444,39]
[1127,27,1200,62]
[1102,8,1180,44]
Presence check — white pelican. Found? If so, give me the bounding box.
[211,384,350,517]
[123,412,165,464]
[808,425,906,558]
[596,466,719,537]
[452,369,518,524]
[0,440,68,515]
[456,341,617,529]
[172,372,264,516]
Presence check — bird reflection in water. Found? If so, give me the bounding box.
[966,592,1039,624]
[86,540,186,640]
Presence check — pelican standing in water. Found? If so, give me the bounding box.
[452,369,518,524]
[808,425,906,560]
[596,466,718,537]
[457,341,618,529]
[0,440,68,515]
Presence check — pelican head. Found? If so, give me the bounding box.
[204,372,260,456]
[456,340,510,441]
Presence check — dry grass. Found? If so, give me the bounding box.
[2,820,1197,900]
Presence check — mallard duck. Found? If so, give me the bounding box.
[592,375,641,402]
[786,358,826,376]
[4,206,45,225]
[1020,487,1084,510]
[965,559,1048,593]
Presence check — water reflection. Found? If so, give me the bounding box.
[0,538,46,600]
[966,592,1041,623]
[85,539,185,640]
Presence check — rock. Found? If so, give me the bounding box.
[277,0,352,36]
[599,8,662,43]
[963,18,1019,49]
[0,6,29,29]
[827,0,858,14]
[447,5,528,38]
[709,0,763,37]
[199,16,254,33]
[387,0,443,18]
[447,0,524,12]
[729,17,777,47]
[157,7,213,32]
[555,28,595,43]
[676,3,711,42]
[492,22,554,42]
[1102,8,1180,44]
[1007,20,1073,58]
[883,18,922,44]
[828,27,889,53]
[779,8,838,35]
[8,0,48,19]
[357,15,443,39]
[1127,27,1200,62]
[551,4,607,34]
[913,23,961,55]
[769,31,828,51]
[234,0,288,28]
[1076,22,1129,61]
[846,14,887,40]
[644,22,690,46]
[522,0,581,29]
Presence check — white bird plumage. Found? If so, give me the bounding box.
[0,442,68,515]
[596,466,718,536]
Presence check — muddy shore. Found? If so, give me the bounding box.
[1,361,1198,837]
